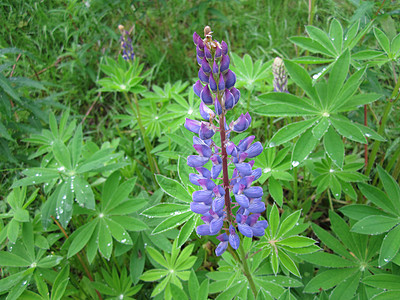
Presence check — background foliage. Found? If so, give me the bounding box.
[1,0,400,299]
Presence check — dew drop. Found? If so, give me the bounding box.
[292,161,299,168]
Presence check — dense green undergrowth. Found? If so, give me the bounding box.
[1,0,400,299]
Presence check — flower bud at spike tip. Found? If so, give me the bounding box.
[272,57,288,93]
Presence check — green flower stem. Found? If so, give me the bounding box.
[123,92,158,182]
[238,241,258,298]
[365,79,400,176]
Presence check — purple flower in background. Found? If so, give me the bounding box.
[118,25,135,62]
[186,26,268,256]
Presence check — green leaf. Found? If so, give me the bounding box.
[14,208,29,222]
[292,127,318,165]
[269,118,318,147]
[37,255,63,268]
[363,274,400,290]
[269,204,280,237]
[329,19,343,53]
[284,60,321,106]
[104,217,133,245]
[56,178,74,228]
[0,251,30,267]
[51,264,70,300]
[53,139,72,170]
[255,92,319,117]
[104,177,137,212]
[215,281,245,300]
[277,210,302,237]
[277,236,316,248]
[379,225,400,266]
[351,216,399,235]
[111,215,149,231]
[300,252,356,267]
[324,127,344,168]
[358,183,397,214]
[156,174,192,203]
[269,177,283,207]
[76,148,117,173]
[0,73,21,102]
[372,291,400,300]
[41,184,61,230]
[336,93,382,112]
[311,223,352,259]
[330,271,361,300]
[11,169,60,188]
[330,116,366,144]
[306,25,337,55]
[147,247,169,269]
[374,27,390,54]
[328,49,350,106]
[141,203,190,218]
[312,117,330,140]
[198,278,209,300]
[340,204,391,220]
[98,219,113,259]
[377,165,400,214]
[329,210,358,256]
[177,215,196,248]
[70,123,82,168]
[278,249,300,277]
[67,219,98,258]
[170,283,188,300]
[73,176,95,210]
[354,123,386,141]
[289,37,334,57]
[188,269,199,300]
[152,211,193,235]
[304,268,357,293]
[391,33,400,57]
[140,269,168,281]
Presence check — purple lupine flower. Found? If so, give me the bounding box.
[272,57,288,93]
[118,25,135,62]
[187,26,268,256]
